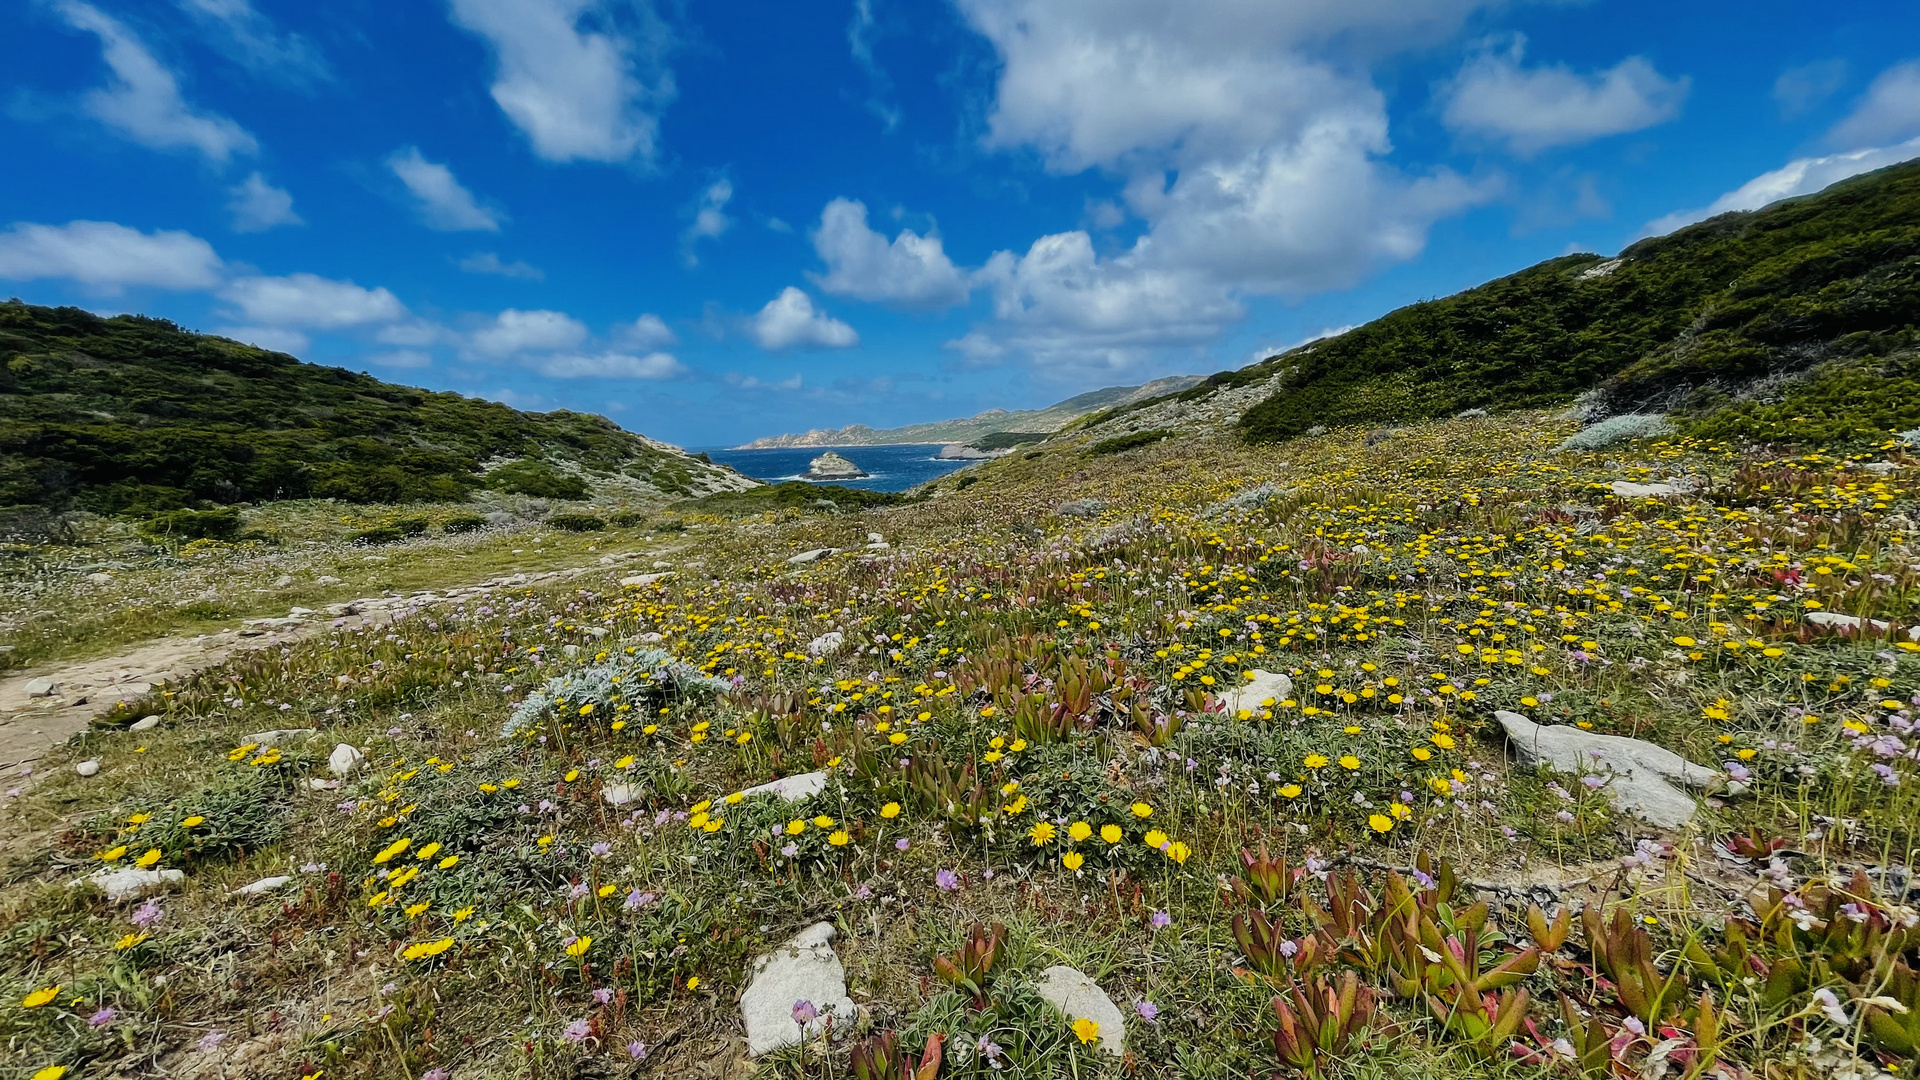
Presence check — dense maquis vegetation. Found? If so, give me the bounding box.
[0,302,714,512]
[1115,158,1920,444]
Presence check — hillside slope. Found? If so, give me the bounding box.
[736,375,1203,448]
[1091,157,1920,446]
[0,302,754,512]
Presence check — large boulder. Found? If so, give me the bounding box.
[740,771,828,802]
[1034,965,1125,1055]
[1494,710,1719,829]
[1217,670,1294,719]
[77,867,184,902]
[740,922,857,1056]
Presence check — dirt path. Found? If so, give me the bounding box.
[0,550,675,774]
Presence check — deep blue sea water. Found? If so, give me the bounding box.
[695,444,977,493]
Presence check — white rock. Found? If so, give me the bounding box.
[562,644,581,658]
[1494,710,1719,829]
[740,923,857,1057]
[79,867,185,902]
[603,783,641,806]
[244,728,319,748]
[867,533,884,543]
[87,571,113,585]
[1806,610,1920,641]
[652,561,673,569]
[1034,965,1125,1055]
[24,677,61,698]
[230,876,293,897]
[272,574,295,588]
[328,743,365,778]
[130,715,162,732]
[1216,670,1294,719]
[1609,480,1684,498]
[807,632,845,657]
[1860,461,1899,474]
[787,548,841,565]
[288,607,315,617]
[75,759,100,777]
[316,575,343,586]
[740,771,829,802]
[306,779,339,791]
[620,572,672,587]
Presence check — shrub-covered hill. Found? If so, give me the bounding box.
[1105,157,1920,445]
[0,301,752,512]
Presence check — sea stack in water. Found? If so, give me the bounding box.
[803,451,869,480]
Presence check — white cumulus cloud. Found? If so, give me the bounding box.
[53,0,258,163]
[1640,136,1920,237]
[810,198,969,308]
[949,0,1500,371]
[219,273,407,329]
[1440,37,1689,155]
[0,220,224,291]
[1826,60,1920,150]
[748,287,859,350]
[466,308,591,359]
[447,0,675,164]
[228,173,302,232]
[537,351,685,379]
[388,147,505,231]
[615,313,676,349]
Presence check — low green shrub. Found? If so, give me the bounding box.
[349,517,430,545]
[139,507,241,542]
[485,460,589,500]
[546,513,607,532]
[441,513,488,534]
[1087,429,1173,456]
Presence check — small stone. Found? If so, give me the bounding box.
[740,771,829,802]
[79,867,185,902]
[1217,670,1294,718]
[76,759,101,777]
[24,677,61,698]
[1494,710,1719,829]
[130,715,162,732]
[1805,610,1920,641]
[230,875,293,898]
[244,728,319,748]
[1034,965,1125,1055]
[787,548,841,565]
[273,574,295,588]
[316,575,343,586]
[87,571,113,585]
[328,743,365,778]
[620,572,672,587]
[288,607,315,617]
[1609,480,1684,498]
[740,923,856,1057]
[867,533,884,543]
[306,779,338,791]
[602,783,640,806]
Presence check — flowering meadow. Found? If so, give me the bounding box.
[4,411,1919,1079]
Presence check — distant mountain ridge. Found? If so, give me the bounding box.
[736,376,1206,448]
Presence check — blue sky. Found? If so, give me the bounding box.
[2,0,1917,447]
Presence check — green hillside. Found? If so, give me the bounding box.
[0,302,745,512]
[1110,158,1920,445]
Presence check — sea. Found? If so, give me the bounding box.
[694,444,979,493]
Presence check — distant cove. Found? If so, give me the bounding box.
[695,444,978,492]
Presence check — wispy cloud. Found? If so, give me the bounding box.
[53,0,257,163]
[458,252,544,280]
[388,147,505,231]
